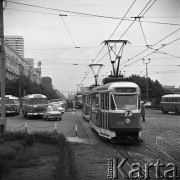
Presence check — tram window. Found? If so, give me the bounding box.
[111,95,115,110]
[100,94,104,110]
[105,93,108,110]
[91,93,99,108]
[100,93,109,110]
[87,95,89,105]
[114,94,137,110]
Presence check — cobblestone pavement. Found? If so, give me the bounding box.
[126,108,180,178]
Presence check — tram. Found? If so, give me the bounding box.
[82,39,142,140]
[88,77,142,140]
[82,92,90,120]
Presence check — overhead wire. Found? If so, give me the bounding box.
[95,0,155,65]
[80,0,137,85]
[153,50,180,59]
[59,15,77,47]
[108,0,137,40]
[6,1,180,85]
[5,2,180,26]
[120,27,180,67]
[120,37,180,70]
[139,19,148,46]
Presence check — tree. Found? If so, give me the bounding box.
[128,74,165,100]
[2,76,63,100]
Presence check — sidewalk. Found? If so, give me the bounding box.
[59,109,92,143]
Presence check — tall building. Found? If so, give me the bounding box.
[5,35,24,57]
[41,77,52,90]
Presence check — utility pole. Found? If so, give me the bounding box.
[142,58,151,102]
[19,64,22,101]
[0,0,6,134]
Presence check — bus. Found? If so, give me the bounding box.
[161,94,180,114]
[0,95,20,115]
[22,94,48,119]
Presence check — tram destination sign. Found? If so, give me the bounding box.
[115,88,136,93]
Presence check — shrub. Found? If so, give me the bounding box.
[0,131,79,180]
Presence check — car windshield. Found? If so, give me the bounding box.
[0,99,16,104]
[114,94,137,110]
[28,98,48,105]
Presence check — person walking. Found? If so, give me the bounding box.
[141,101,145,122]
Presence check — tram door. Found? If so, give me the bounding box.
[100,93,109,130]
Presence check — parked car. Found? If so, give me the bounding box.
[43,106,62,121]
[48,103,65,114]
[151,98,161,109]
[144,101,152,108]
[53,104,65,114]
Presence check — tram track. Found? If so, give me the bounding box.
[141,128,180,169]
[76,110,180,178]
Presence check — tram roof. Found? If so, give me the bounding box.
[91,81,139,92]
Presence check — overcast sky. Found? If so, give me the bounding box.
[4,0,180,96]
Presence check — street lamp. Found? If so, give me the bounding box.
[142,58,151,101]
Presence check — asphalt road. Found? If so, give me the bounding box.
[6,110,89,139]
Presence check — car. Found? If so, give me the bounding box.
[144,101,152,108]
[53,104,65,114]
[43,106,62,121]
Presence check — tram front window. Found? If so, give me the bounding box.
[114,94,137,110]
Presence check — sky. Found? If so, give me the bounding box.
[4,0,180,97]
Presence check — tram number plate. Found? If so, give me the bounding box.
[116,121,125,126]
[125,109,132,117]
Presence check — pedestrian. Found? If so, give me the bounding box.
[141,101,145,122]
[70,100,73,111]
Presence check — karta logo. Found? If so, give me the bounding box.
[107,158,179,179]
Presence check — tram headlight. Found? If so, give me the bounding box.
[125,118,131,124]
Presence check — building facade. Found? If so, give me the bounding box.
[41,77,52,91]
[5,35,24,58]
[1,42,41,85]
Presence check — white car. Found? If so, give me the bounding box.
[54,104,65,114]
[43,106,62,121]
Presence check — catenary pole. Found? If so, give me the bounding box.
[143,58,150,102]
[0,0,6,134]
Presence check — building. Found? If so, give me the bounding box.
[5,35,24,58]
[25,58,34,68]
[1,41,41,85]
[5,42,23,80]
[41,77,52,90]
